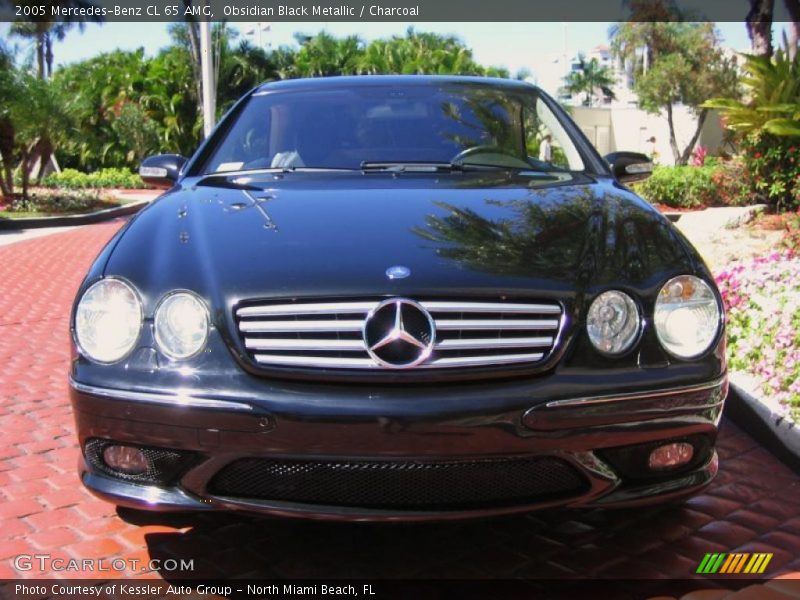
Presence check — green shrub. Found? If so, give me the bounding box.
[37,168,148,189]
[634,160,753,209]
[634,165,714,209]
[742,134,800,212]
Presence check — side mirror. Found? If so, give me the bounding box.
[604,151,654,184]
[139,154,187,189]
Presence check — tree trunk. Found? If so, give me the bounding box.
[45,32,54,78]
[665,103,681,165]
[785,0,800,60]
[679,109,710,166]
[20,148,32,200]
[747,0,775,57]
[0,118,15,199]
[33,138,53,182]
[35,34,45,79]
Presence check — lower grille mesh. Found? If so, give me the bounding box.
[207,456,588,510]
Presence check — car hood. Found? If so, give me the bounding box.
[104,171,703,313]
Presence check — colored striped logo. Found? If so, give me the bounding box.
[696,553,773,574]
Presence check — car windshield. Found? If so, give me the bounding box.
[202,82,587,174]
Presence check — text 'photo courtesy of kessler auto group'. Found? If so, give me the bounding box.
[1,1,800,599]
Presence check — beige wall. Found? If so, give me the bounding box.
[571,106,725,165]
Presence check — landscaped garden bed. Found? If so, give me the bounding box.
[633,158,752,210]
[716,248,800,422]
[0,189,123,219]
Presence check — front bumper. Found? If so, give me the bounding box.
[70,374,727,521]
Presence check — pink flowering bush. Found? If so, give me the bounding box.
[691,145,708,167]
[716,251,800,420]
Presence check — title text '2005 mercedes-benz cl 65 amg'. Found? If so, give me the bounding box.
[69,76,727,520]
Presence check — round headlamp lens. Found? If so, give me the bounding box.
[154,292,209,360]
[655,275,720,358]
[75,278,142,363]
[587,290,641,355]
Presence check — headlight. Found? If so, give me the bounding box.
[75,278,143,363]
[654,275,720,358]
[154,292,209,360]
[587,290,641,355]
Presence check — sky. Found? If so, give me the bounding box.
[0,20,790,93]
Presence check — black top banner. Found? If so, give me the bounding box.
[0,0,785,23]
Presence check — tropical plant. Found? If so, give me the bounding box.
[8,73,70,198]
[704,49,800,138]
[560,54,616,106]
[217,40,280,111]
[54,49,152,169]
[0,41,19,198]
[705,48,800,211]
[9,0,102,79]
[288,32,363,77]
[357,29,507,76]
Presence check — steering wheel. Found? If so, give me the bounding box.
[450,145,531,169]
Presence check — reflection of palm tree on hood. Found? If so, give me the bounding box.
[411,190,599,280]
[411,188,689,283]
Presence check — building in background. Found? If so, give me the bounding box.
[545,43,729,165]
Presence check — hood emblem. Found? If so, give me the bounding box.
[363,298,435,369]
[385,265,411,280]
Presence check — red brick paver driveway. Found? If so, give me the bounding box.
[1,221,800,583]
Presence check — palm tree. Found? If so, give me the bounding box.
[561,54,617,106]
[8,73,69,197]
[10,1,102,79]
[0,41,18,198]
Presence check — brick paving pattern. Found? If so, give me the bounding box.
[1,220,800,583]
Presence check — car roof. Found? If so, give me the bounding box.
[255,75,538,94]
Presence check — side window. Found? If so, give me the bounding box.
[532,98,584,171]
[524,108,570,169]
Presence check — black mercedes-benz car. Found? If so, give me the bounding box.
[69,76,727,521]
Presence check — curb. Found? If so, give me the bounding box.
[0,199,149,230]
[725,375,800,474]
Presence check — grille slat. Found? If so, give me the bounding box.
[429,353,545,368]
[207,456,588,510]
[236,298,563,372]
[238,302,378,317]
[436,337,553,350]
[253,354,375,368]
[435,319,560,331]
[240,320,364,333]
[245,338,366,351]
[421,301,562,314]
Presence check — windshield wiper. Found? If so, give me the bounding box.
[361,161,462,173]
[360,160,551,173]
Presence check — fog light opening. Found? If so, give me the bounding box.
[648,442,694,471]
[102,445,149,475]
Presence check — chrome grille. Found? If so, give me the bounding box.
[235,299,563,370]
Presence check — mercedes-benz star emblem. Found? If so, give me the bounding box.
[385,265,411,280]
[363,298,435,369]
